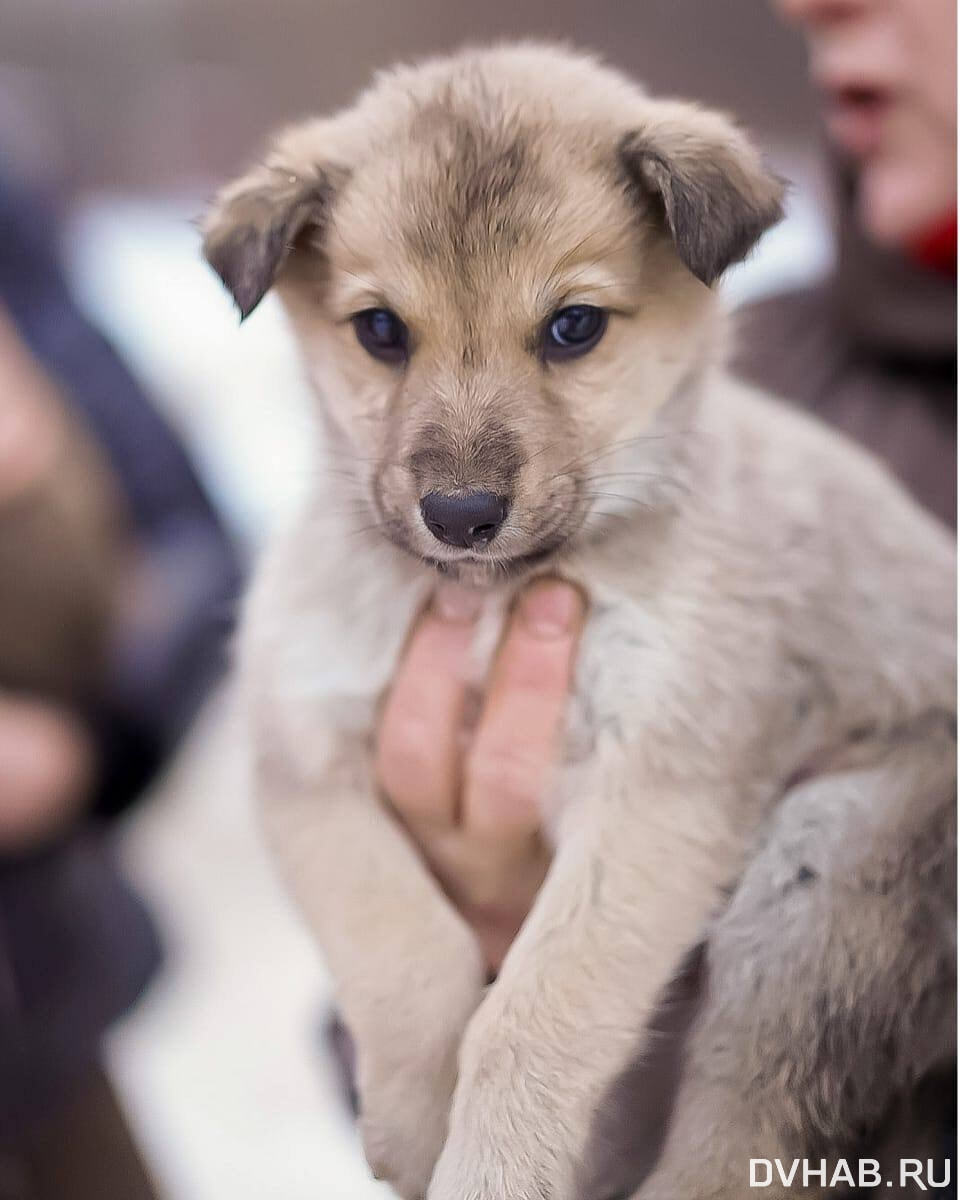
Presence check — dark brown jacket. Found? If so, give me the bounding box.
[731,180,956,529]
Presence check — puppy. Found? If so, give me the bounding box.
[202,44,956,1200]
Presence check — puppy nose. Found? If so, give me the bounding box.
[419,490,507,549]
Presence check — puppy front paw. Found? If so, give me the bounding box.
[360,1080,449,1199]
[426,1095,569,1200]
[351,935,487,1195]
[425,1002,579,1200]
[357,1006,479,1196]
[427,1144,560,1200]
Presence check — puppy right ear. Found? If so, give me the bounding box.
[619,101,784,286]
[201,164,335,320]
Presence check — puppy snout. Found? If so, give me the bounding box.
[419,490,508,549]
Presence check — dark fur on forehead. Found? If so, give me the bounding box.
[401,110,542,264]
[202,168,335,320]
[618,126,785,286]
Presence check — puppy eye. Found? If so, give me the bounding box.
[353,308,408,364]
[544,305,607,360]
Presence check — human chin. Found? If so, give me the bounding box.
[857,152,957,245]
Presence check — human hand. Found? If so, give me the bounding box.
[376,579,585,971]
[0,692,95,850]
[0,305,69,507]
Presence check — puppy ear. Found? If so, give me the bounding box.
[619,102,785,286]
[201,164,335,320]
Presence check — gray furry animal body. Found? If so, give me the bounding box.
[202,44,956,1200]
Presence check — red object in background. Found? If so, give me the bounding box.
[909,212,957,277]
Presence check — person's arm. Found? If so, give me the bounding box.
[0,303,121,846]
[0,178,245,816]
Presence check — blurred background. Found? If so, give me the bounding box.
[0,3,838,1198]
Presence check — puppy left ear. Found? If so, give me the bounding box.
[201,164,335,320]
[619,102,785,286]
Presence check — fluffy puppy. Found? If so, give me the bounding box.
[202,44,956,1200]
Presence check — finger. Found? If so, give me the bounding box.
[376,583,481,829]
[0,307,66,505]
[0,694,93,848]
[463,580,585,838]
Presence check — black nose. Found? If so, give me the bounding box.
[419,490,507,549]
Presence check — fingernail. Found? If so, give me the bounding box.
[519,582,581,639]
[433,583,483,624]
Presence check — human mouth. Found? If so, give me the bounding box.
[823,85,893,158]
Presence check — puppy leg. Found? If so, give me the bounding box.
[633,726,956,1200]
[428,773,750,1200]
[259,745,486,1199]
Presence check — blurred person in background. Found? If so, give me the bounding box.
[738,0,956,529]
[0,175,243,1199]
[368,0,956,1191]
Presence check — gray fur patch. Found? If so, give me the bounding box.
[203,170,335,319]
[618,133,785,286]
[400,114,541,267]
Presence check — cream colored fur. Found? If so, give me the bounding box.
[203,44,956,1200]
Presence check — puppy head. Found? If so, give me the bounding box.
[203,44,783,581]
